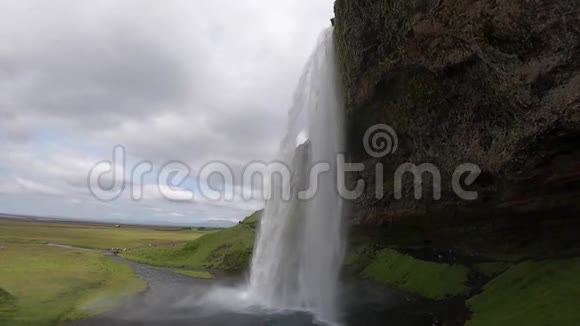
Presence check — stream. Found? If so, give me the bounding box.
[66,254,439,326]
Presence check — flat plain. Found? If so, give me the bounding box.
[0,218,207,325]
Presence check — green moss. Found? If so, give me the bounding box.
[467,258,580,326]
[362,249,469,299]
[123,223,257,271]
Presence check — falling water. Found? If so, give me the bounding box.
[248,27,346,324]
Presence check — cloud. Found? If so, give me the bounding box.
[15,177,65,196]
[0,181,22,195]
[0,0,334,224]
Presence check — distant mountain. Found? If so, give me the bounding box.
[0,212,238,229]
[193,219,238,229]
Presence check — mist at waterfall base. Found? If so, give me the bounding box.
[182,28,347,325]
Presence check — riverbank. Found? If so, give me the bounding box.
[0,243,146,325]
[0,219,208,325]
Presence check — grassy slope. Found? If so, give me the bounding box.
[242,211,261,229]
[467,258,580,326]
[172,269,214,279]
[123,211,261,271]
[361,249,469,299]
[0,220,205,249]
[0,243,146,325]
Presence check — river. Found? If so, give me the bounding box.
[67,253,440,326]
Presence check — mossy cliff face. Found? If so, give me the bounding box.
[334,0,580,224]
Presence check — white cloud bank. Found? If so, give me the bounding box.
[0,0,335,225]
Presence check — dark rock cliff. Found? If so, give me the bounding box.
[333,0,580,225]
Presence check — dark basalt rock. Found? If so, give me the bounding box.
[333,0,580,224]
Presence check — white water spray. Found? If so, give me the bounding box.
[248,28,346,323]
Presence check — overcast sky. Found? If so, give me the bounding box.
[0,0,335,226]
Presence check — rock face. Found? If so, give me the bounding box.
[333,0,580,224]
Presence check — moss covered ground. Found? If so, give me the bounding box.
[346,220,580,325]
[362,249,469,299]
[467,258,580,326]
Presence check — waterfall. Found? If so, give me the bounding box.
[248,27,346,324]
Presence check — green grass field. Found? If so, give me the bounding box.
[0,218,209,325]
[0,243,146,325]
[0,219,206,249]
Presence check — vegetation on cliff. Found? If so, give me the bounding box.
[123,211,262,271]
